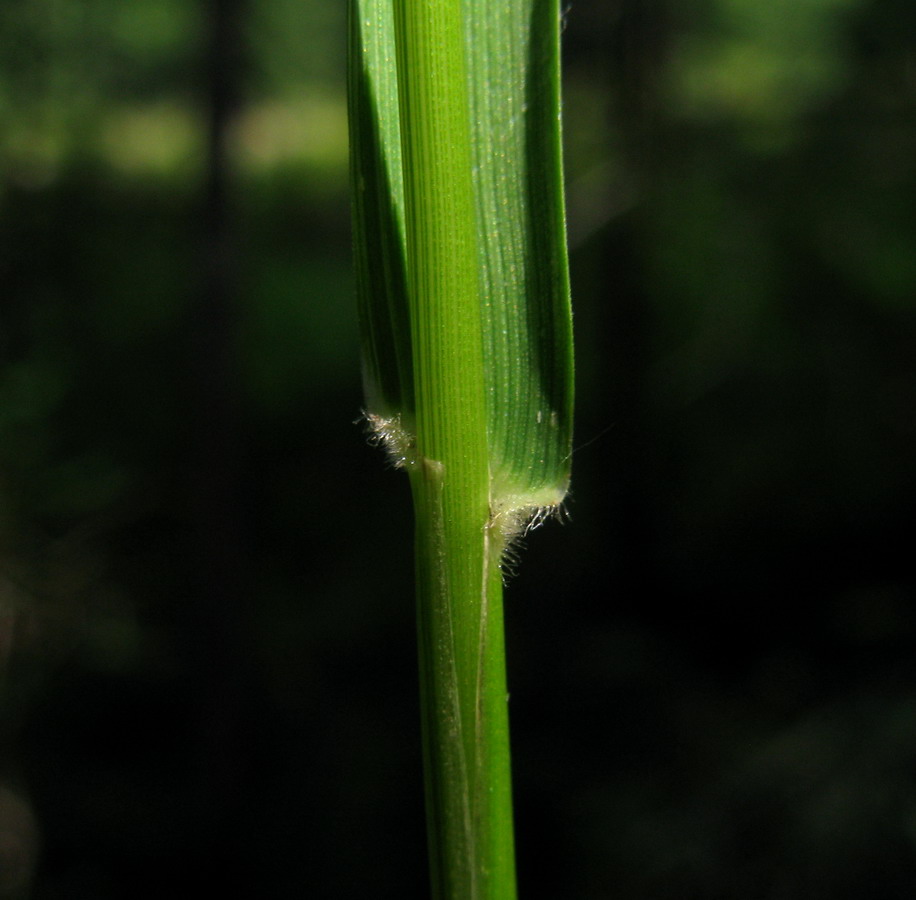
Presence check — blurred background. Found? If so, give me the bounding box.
[1,0,915,896]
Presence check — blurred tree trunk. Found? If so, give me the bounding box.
[186,0,253,850]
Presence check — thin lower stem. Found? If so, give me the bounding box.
[411,465,517,899]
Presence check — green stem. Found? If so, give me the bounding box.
[394,1,517,896]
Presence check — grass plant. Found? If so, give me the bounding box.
[348,1,573,896]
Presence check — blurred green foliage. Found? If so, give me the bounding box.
[1,0,914,897]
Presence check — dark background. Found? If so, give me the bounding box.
[2,0,915,896]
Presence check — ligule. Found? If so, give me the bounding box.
[362,411,417,470]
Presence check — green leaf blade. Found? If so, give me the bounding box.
[466,0,574,516]
[351,0,573,517]
[349,0,413,425]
